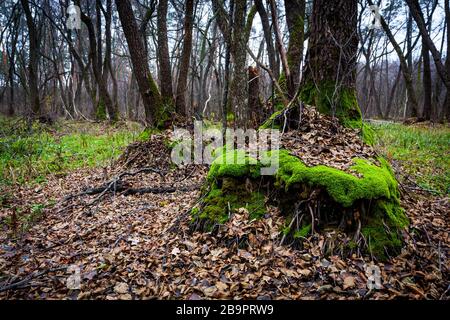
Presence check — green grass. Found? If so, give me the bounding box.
[371,122,450,195]
[0,117,143,186]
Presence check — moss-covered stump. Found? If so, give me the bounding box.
[192,147,409,261]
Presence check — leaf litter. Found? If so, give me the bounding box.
[0,120,448,300]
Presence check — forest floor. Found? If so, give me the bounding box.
[0,118,448,300]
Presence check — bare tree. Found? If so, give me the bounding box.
[175,0,195,116]
[157,0,174,104]
[20,0,41,116]
[115,0,163,126]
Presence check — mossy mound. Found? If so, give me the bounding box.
[275,151,398,208]
[193,148,408,260]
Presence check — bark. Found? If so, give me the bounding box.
[157,0,174,103]
[115,0,163,126]
[254,0,278,80]
[406,12,418,117]
[6,9,20,116]
[300,0,361,122]
[20,0,41,116]
[421,39,432,121]
[284,0,305,96]
[221,0,234,130]
[96,0,103,77]
[444,0,450,121]
[248,66,262,127]
[269,0,291,95]
[103,0,119,117]
[176,0,195,116]
[231,0,249,127]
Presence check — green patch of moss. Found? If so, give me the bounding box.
[362,218,403,260]
[198,146,408,259]
[96,98,107,121]
[275,150,399,207]
[294,223,311,239]
[273,150,408,259]
[192,180,266,230]
[259,110,283,129]
[137,128,161,141]
[345,120,376,146]
[299,81,362,125]
[207,150,262,181]
[155,100,174,130]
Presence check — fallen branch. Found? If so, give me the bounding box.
[0,267,67,292]
[62,167,164,204]
[122,185,200,196]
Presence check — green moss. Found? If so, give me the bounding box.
[273,150,407,259]
[275,150,399,207]
[198,146,408,259]
[147,77,173,129]
[362,217,403,260]
[96,98,107,121]
[227,112,235,122]
[207,150,261,181]
[294,223,311,239]
[259,110,283,129]
[287,16,304,71]
[347,240,358,250]
[155,100,173,130]
[345,120,376,146]
[299,81,362,125]
[192,181,266,230]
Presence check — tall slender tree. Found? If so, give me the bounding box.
[115,0,163,126]
[176,0,195,116]
[20,0,41,116]
[157,0,174,104]
[76,0,118,121]
[254,0,278,80]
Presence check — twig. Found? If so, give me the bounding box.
[122,185,200,196]
[0,267,67,292]
[308,204,315,235]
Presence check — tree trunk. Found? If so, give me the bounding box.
[231,0,249,127]
[115,0,163,126]
[284,0,305,97]
[300,0,361,124]
[444,0,450,121]
[248,66,262,127]
[175,0,195,116]
[77,0,117,121]
[421,39,432,121]
[367,0,419,119]
[406,0,450,91]
[21,0,41,116]
[157,0,174,103]
[103,0,120,117]
[269,0,291,96]
[254,0,278,80]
